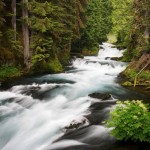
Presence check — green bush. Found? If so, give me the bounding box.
[107,100,150,142]
[0,65,22,81]
[47,58,63,73]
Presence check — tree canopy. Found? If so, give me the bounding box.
[0,0,149,79]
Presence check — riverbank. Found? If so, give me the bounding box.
[0,65,23,83]
[120,62,150,94]
[0,59,66,85]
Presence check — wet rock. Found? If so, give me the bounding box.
[89,93,111,100]
[65,118,89,130]
[111,57,123,61]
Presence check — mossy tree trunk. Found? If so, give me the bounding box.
[22,0,30,69]
[11,0,16,41]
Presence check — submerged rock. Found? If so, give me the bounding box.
[89,93,111,100]
[111,56,123,61]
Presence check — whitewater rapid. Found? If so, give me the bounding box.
[0,43,127,150]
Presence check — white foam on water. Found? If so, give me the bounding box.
[0,95,91,150]
[98,42,125,58]
[47,140,87,150]
[0,43,127,150]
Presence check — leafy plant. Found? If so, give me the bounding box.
[107,100,150,142]
[0,65,22,81]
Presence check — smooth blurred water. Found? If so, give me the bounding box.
[0,43,148,150]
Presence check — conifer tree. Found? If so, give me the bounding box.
[111,0,133,48]
[73,0,112,53]
[0,0,90,73]
[22,0,30,69]
[0,0,5,39]
[11,0,16,40]
[126,0,150,61]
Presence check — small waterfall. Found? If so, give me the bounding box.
[98,43,124,58]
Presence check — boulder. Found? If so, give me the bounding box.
[89,93,111,100]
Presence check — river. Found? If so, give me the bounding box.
[0,43,149,150]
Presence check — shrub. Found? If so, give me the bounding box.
[0,65,22,81]
[107,100,150,142]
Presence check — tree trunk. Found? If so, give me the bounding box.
[22,0,30,69]
[11,0,16,40]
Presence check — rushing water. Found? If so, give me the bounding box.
[0,43,149,150]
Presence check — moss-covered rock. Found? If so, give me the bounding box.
[122,81,133,87]
[82,48,99,56]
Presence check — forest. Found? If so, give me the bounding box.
[0,0,149,83]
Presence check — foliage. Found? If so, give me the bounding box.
[0,65,22,81]
[85,0,113,43]
[125,0,150,60]
[82,47,99,56]
[0,0,89,76]
[107,100,150,142]
[111,0,133,34]
[124,69,150,81]
[72,0,113,53]
[0,0,5,37]
[1,0,149,80]
[110,0,133,48]
[47,58,63,73]
[32,53,63,73]
[122,49,139,62]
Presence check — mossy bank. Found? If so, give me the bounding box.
[121,58,150,93]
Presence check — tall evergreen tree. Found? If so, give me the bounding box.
[110,0,133,48]
[125,0,150,61]
[72,0,112,54]
[0,0,90,75]
[0,0,5,39]
[22,0,30,69]
[11,0,16,40]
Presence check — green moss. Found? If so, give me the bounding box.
[122,81,133,87]
[0,65,22,82]
[122,67,150,90]
[31,56,63,74]
[124,68,150,81]
[82,47,99,56]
